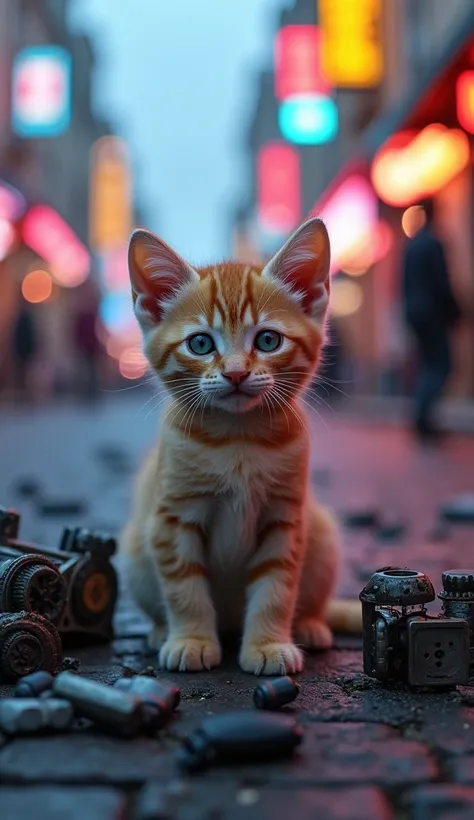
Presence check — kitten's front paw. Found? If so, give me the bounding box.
[293,618,333,650]
[239,642,304,676]
[159,636,222,672]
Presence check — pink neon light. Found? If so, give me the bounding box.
[312,175,378,273]
[0,219,15,261]
[275,26,330,100]
[22,204,90,287]
[0,181,26,221]
[258,142,301,232]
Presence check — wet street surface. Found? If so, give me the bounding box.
[1,395,474,819]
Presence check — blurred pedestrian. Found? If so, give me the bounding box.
[402,199,461,442]
[73,282,102,401]
[12,301,39,402]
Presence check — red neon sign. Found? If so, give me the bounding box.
[456,71,474,134]
[274,26,330,100]
[22,204,90,287]
[257,142,301,232]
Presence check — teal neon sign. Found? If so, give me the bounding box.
[278,94,338,145]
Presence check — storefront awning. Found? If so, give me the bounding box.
[361,8,474,158]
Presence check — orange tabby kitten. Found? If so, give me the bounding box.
[120,217,361,675]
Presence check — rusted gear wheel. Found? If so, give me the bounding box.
[0,555,67,623]
[0,611,62,681]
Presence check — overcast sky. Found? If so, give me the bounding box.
[69,0,291,264]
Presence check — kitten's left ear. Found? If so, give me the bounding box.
[128,228,199,329]
[262,217,331,321]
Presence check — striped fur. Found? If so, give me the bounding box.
[121,218,361,675]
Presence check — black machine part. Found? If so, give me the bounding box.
[178,711,303,772]
[359,566,436,607]
[59,526,116,559]
[439,569,474,601]
[407,616,470,687]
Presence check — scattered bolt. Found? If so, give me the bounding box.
[0,698,73,734]
[253,676,300,710]
[15,671,54,698]
[60,656,81,672]
[178,711,303,772]
[114,676,180,730]
[52,671,146,737]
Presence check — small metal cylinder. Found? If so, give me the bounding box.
[178,711,303,772]
[52,671,145,736]
[439,569,474,667]
[114,675,180,729]
[15,671,54,698]
[0,697,73,734]
[253,677,300,710]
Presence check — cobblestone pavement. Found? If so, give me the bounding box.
[0,395,474,819]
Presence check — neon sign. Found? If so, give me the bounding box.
[319,0,384,88]
[371,124,470,207]
[257,143,301,233]
[22,205,90,287]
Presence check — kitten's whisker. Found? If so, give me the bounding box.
[274,381,333,418]
[100,375,156,394]
[132,391,161,420]
[269,391,291,432]
[137,383,197,421]
[182,392,205,438]
[145,386,201,422]
[270,388,309,436]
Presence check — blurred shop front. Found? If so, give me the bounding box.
[309,23,474,402]
[0,172,94,399]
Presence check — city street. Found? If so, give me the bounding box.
[0,394,474,818]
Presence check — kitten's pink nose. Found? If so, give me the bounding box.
[223,370,250,386]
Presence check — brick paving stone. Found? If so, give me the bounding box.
[191,723,438,788]
[447,755,474,785]
[405,784,474,820]
[0,786,127,820]
[0,734,176,786]
[409,705,474,756]
[138,781,394,820]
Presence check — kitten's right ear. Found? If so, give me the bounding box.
[128,229,199,328]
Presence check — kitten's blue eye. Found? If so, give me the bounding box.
[254,329,282,353]
[187,333,215,355]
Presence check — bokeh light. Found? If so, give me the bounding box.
[330,278,363,318]
[119,348,147,380]
[401,205,426,237]
[0,218,15,262]
[118,346,148,380]
[21,269,53,303]
[371,124,470,207]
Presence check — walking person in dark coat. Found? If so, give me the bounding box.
[12,302,39,402]
[402,199,461,442]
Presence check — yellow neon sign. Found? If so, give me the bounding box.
[319,0,384,88]
[89,136,132,253]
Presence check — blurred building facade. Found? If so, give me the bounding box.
[233,0,474,414]
[0,0,142,399]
